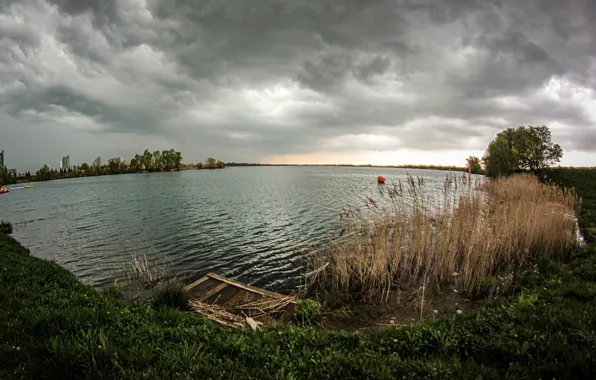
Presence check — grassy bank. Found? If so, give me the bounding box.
[1,171,596,378]
[546,168,596,241]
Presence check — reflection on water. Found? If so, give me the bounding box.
[0,166,479,291]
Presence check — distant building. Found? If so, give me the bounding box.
[0,150,16,181]
[0,150,5,178]
[61,155,70,171]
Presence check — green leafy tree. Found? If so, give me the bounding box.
[153,150,163,172]
[108,157,121,174]
[216,160,225,169]
[142,149,152,171]
[466,156,482,174]
[483,125,562,177]
[161,150,170,171]
[206,157,217,169]
[120,160,129,173]
[163,149,179,171]
[173,150,182,170]
[80,162,90,173]
[196,162,203,170]
[130,157,140,173]
[36,165,52,181]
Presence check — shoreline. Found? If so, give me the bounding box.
[10,164,469,185]
[1,168,595,377]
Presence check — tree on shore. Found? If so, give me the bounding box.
[483,125,562,177]
[130,155,142,173]
[205,157,217,169]
[466,156,482,174]
[108,157,121,174]
[142,150,152,171]
[152,150,163,172]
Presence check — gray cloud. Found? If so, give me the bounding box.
[1,0,596,170]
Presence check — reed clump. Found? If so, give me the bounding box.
[310,173,579,301]
[125,246,169,288]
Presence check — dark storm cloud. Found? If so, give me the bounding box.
[1,0,596,169]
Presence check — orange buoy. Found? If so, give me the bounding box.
[377,175,386,184]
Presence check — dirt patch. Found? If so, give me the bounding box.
[312,287,478,331]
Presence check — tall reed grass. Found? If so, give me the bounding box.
[124,245,170,288]
[310,173,579,301]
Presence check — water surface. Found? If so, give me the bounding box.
[0,167,470,291]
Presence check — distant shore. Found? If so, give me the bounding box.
[13,164,225,184]
[225,163,470,172]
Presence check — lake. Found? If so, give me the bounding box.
[0,166,471,292]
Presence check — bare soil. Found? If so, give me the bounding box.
[313,287,478,331]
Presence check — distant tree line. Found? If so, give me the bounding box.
[196,158,225,170]
[225,162,262,167]
[32,149,183,182]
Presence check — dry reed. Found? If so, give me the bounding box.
[310,173,579,301]
[124,245,170,288]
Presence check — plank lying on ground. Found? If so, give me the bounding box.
[204,272,293,301]
[200,283,229,302]
[184,275,210,292]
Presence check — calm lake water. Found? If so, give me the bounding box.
[0,167,472,292]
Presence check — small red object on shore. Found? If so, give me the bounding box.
[377,176,386,184]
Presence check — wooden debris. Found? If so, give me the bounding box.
[190,300,246,328]
[186,272,300,328]
[245,317,261,330]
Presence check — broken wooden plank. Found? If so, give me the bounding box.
[199,283,229,302]
[191,278,221,295]
[208,285,242,305]
[184,275,210,291]
[223,288,262,308]
[205,273,289,300]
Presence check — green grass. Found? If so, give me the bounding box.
[545,168,596,241]
[1,169,596,379]
[151,280,191,310]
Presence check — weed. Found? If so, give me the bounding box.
[0,221,13,235]
[293,299,321,326]
[518,290,539,306]
[152,280,190,310]
[102,280,124,300]
[124,245,169,288]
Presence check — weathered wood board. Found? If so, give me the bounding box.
[186,273,296,322]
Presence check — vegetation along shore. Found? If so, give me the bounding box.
[1,168,595,378]
[1,125,595,378]
[4,151,226,184]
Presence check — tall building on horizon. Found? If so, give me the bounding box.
[0,150,5,178]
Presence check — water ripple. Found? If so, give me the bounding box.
[0,167,479,292]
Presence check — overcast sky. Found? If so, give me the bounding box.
[1,0,596,170]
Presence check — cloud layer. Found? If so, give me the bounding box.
[1,0,596,168]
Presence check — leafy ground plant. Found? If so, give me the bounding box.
[0,221,13,235]
[293,299,321,326]
[151,280,190,310]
